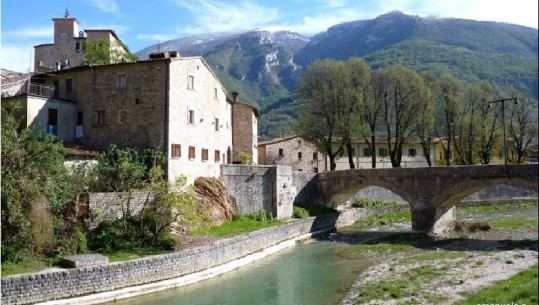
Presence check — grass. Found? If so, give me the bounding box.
[191,216,283,237]
[341,243,414,259]
[454,264,538,305]
[1,259,46,277]
[352,198,406,208]
[457,201,537,214]
[355,211,411,227]
[490,216,538,230]
[399,251,466,264]
[105,248,169,262]
[354,265,443,304]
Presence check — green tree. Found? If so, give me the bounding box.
[143,169,207,244]
[1,104,75,260]
[295,59,344,171]
[380,64,430,167]
[81,38,138,65]
[507,89,538,163]
[433,74,462,166]
[343,57,372,169]
[361,71,385,168]
[475,82,503,164]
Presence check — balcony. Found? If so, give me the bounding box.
[15,82,56,98]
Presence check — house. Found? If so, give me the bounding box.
[2,53,258,184]
[229,91,260,164]
[331,139,435,169]
[258,135,326,172]
[34,10,130,72]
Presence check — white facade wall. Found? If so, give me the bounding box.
[251,111,259,164]
[24,96,77,142]
[167,57,232,183]
[332,142,435,170]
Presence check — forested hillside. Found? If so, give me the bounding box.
[136,11,538,140]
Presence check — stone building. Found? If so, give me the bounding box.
[229,91,260,164]
[258,135,325,172]
[33,11,130,72]
[2,53,258,184]
[331,139,435,169]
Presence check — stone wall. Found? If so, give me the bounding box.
[88,192,153,229]
[2,208,388,305]
[221,165,317,219]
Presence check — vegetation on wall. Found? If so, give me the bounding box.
[81,38,138,65]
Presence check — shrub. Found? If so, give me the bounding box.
[293,206,310,218]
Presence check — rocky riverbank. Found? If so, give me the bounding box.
[341,227,538,305]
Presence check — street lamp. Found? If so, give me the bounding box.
[488,97,518,172]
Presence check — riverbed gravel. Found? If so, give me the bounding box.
[341,228,538,305]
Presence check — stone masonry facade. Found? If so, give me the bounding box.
[258,135,326,173]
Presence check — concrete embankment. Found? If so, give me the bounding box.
[1,207,405,305]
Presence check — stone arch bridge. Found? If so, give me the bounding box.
[316,164,538,232]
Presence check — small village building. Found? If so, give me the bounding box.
[34,10,130,73]
[2,54,259,184]
[331,139,435,169]
[229,91,260,164]
[258,135,326,172]
[1,12,263,184]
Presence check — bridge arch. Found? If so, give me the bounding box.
[322,181,414,208]
[315,164,538,232]
[435,178,538,209]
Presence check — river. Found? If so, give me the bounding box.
[105,206,537,305]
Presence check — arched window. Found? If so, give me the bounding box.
[75,42,81,52]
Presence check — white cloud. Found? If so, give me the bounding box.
[87,0,119,13]
[170,0,279,35]
[136,33,179,42]
[1,45,34,73]
[2,26,53,39]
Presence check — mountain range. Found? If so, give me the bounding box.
[136,11,539,141]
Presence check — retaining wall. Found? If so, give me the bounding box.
[0,207,404,305]
[88,192,153,229]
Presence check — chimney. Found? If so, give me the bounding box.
[231,91,239,102]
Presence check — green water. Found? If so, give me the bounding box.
[105,206,537,305]
[108,240,370,305]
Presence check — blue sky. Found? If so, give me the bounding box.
[1,0,538,72]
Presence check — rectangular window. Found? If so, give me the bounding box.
[313,152,318,160]
[47,108,58,135]
[351,148,356,157]
[188,110,195,125]
[379,148,388,157]
[117,74,127,89]
[188,75,194,90]
[215,150,221,162]
[118,110,128,125]
[189,146,196,160]
[214,88,218,99]
[66,78,72,93]
[53,80,59,98]
[171,144,181,158]
[298,152,302,159]
[202,148,209,161]
[363,148,371,157]
[408,148,417,157]
[76,112,83,125]
[97,110,105,126]
[215,118,219,131]
[278,148,284,156]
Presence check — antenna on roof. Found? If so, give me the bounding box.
[65,7,70,18]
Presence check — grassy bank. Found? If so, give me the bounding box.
[454,264,538,305]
